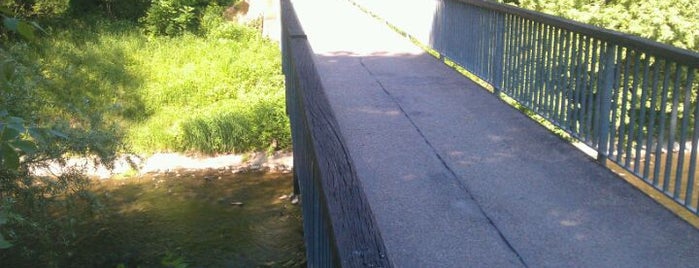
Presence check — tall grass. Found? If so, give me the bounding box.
[1,4,291,266]
[3,18,289,155]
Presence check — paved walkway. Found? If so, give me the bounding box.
[289,0,699,266]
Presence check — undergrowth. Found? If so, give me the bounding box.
[3,15,289,155]
[1,3,292,265]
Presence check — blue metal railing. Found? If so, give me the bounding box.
[281,0,391,266]
[352,0,699,214]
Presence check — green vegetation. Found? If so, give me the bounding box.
[3,8,288,155]
[1,0,294,266]
[501,0,699,52]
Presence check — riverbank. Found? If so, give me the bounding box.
[4,166,305,267]
[31,151,293,179]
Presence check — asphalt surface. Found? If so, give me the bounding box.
[289,0,699,266]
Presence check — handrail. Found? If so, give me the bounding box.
[352,0,699,214]
[459,0,699,67]
[280,0,391,266]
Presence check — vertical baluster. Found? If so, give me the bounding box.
[556,29,568,124]
[489,10,495,82]
[524,17,534,104]
[517,16,525,99]
[510,15,518,98]
[686,69,699,209]
[477,8,482,72]
[524,19,535,106]
[577,36,591,139]
[608,46,624,161]
[597,43,616,162]
[537,23,547,113]
[674,68,695,200]
[616,49,633,160]
[572,35,582,133]
[531,22,542,110]
[490,10,496,81]
[476,10,482,77]
[513,14,521,97]
[624,53,642,167]
[548,26,559,118]
[543,25,554,117]
[516,15,524,99]
[584,39,598,143]
[495,12,505,91]
[456,6,464,67]
[589,41,610,148]
[487,10,494,81]
[479,9,486,75]
[471,7,478,71]
[654,62,673,186]
[663,67,684,192]
[634,55,651,173]
[509,15,517,97]
[643,59,662,179]
[502,14,512,92]
[529,21,538,108]
[442,1,451,58]
[566,33,580,131]
[538,23,548,113]
[553,29,568,122]
[486,9,490,75]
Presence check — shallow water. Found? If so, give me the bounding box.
[78,170,305,267]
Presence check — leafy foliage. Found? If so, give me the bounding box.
[0,6,46,41]
[69,0,152,20]
[505,0,699,51]
[141,0,197,35]
[0,0,288,266]
[0,0,69,19]
[1,37,121,265]
[140,0,236,36]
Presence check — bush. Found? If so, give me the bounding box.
[67,0,151,20]
[141,0,197,35]
[0,0,70,19]
[141,0,237,36]
[508,0,699,51]
[1,4,288,266]
[0,45,119,267]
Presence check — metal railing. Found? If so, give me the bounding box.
[280,0,391,266]
[353,0,699,214]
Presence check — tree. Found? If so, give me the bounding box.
[1,8,117,263]
[505,0,699,52]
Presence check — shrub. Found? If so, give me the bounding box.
[141,0,237,36]
[1,4,288,266]
[141,0,197,36]
[0,0,70,19]
[101,0,152,20]
[1,45,118,267]
[509,0,699,52]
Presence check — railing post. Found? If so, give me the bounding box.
[493,11,505,94]
[596,43,616,165]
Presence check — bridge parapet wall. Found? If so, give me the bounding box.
[280,0,391,266]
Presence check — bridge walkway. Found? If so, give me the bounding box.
[289,0,699,266]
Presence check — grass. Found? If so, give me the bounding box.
[0,14,301,267]
[2,17,290,155]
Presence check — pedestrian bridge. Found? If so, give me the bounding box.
[281,0,699,266]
